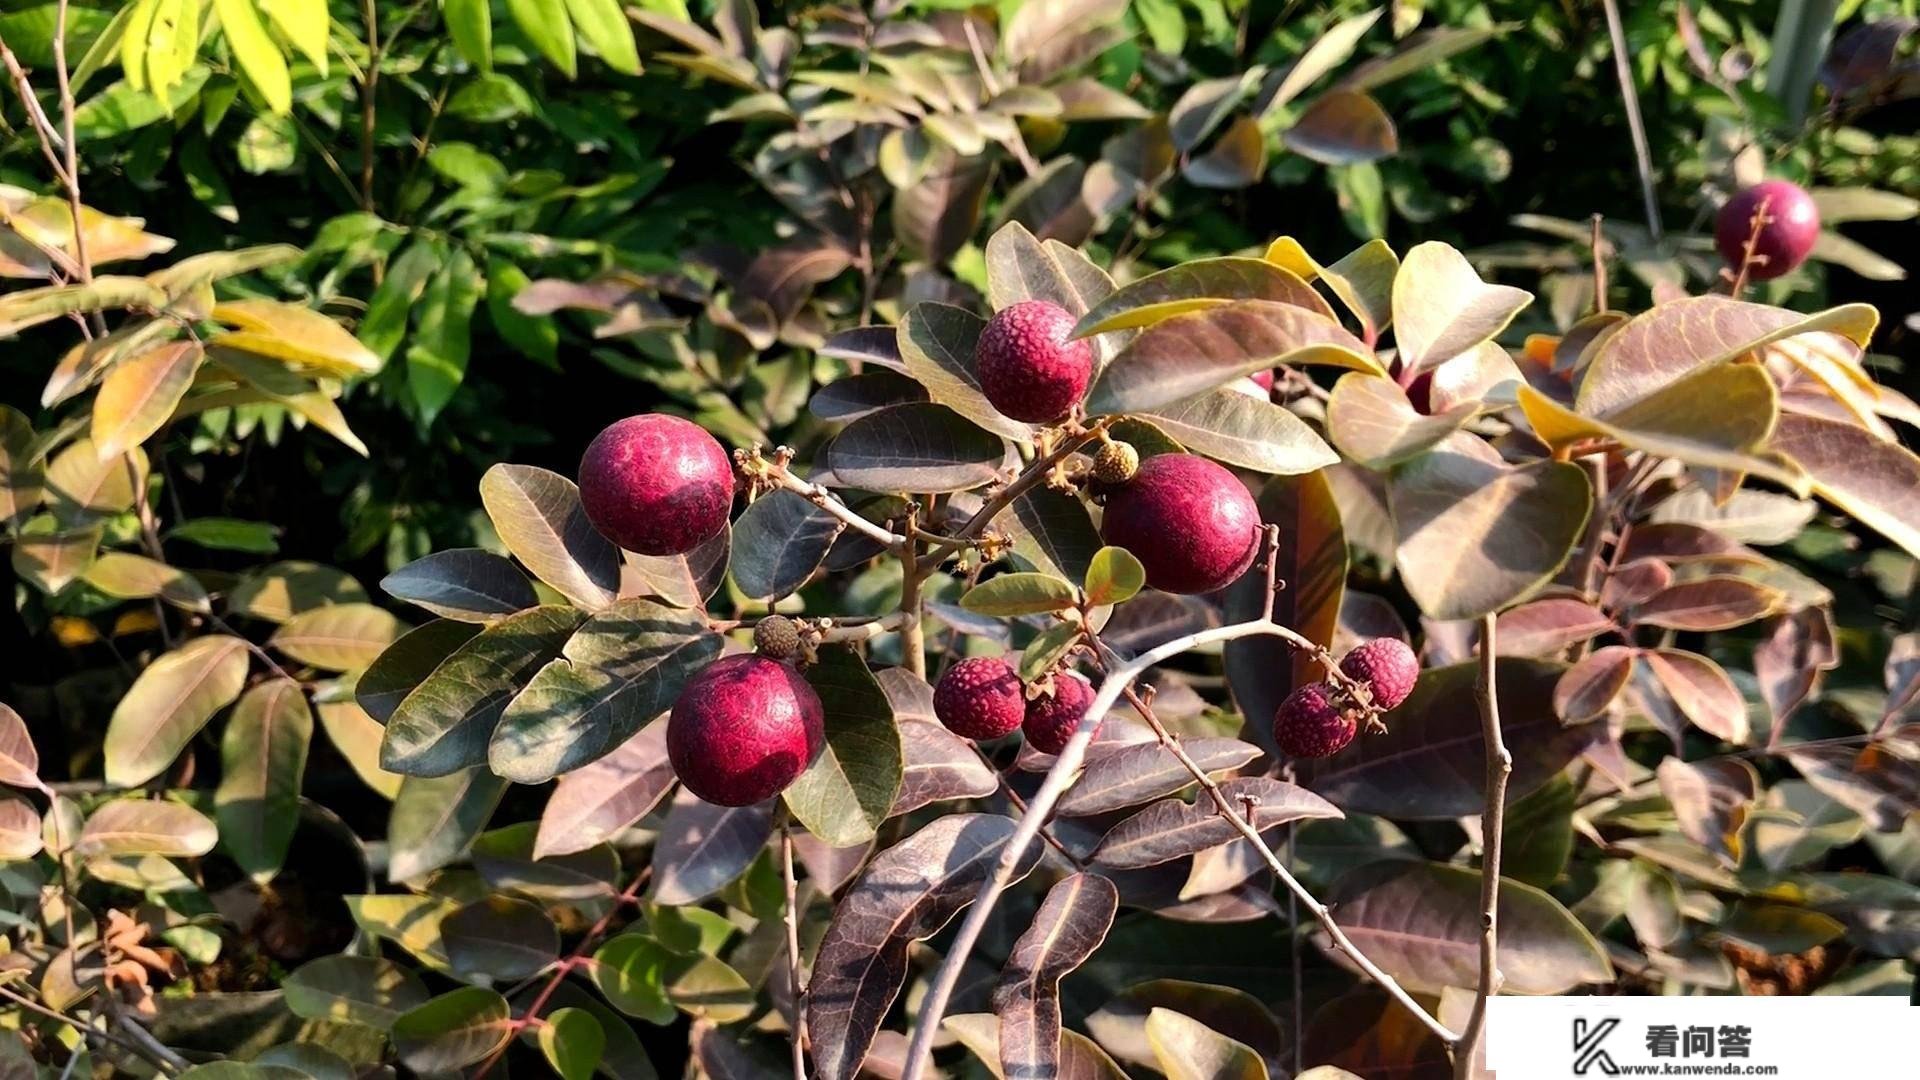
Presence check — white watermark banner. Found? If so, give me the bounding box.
[1486,996,1916,1078]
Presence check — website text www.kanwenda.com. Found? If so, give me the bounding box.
[1610,1066,1782,1076]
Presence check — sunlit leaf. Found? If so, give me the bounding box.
[1390,242,1531,374]
[479,464,621,610]
[104,635,250,787]
[78,797,217,857]
[90,340,201,457]
[534,720,675,859]
[1087,300,1378,415]
[785,649,902,847]
[392,987,513,1073]
[271,603,406,671]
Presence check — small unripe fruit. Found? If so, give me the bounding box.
[1091,440,1140,485]
[1099,453,1260,595]
[579,414,734,556]
[1273,682,1356,759]
[1022,672,1097,755]
[933,656,1025,740]
[1338,637,1419,711]
[669,654,825,806]
[752,615,801,660]
[1715,180,1820,281]
[976,300,1095,424]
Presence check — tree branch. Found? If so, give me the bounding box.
[781,825,809,1080]
[895,608,1452,1080]
[1454,611,1511,1079]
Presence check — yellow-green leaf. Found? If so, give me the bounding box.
[91,340,203,458]
[260,0,329,74]
[210,298,381,378]
[83,551,211,612]
[214,0,291,113]
[563,0,640,74]
[104,635,252,787]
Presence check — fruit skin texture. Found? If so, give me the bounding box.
[668,654,825,807]
[1099,453,1260,595]
[1715,180,1820,281]
[1338,637,1419,711]
[975,301,1094,424]
[933,656,1026,740]
[1273,682,1357,759]
[1023,672,1097,755]
[1091,440,1140,485]
[579,414,734,556]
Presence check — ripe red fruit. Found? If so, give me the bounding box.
[579,414,734,556]
[1023,672,1097,755]
[933,656,1026,740]
[668,654,824,806]
[1715,180,1820,281]
[1338,637,1420,711]
[1099,453,1260,595]
[976,300,1095,424]
[1273,682,1357,759]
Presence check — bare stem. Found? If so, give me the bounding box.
[360,0,380,211]
[781,826,809,1080]
[1454,612,1511,1079]
[1589,214,1609,313]
[898,504,926,679]
[895,615,1453,1080]
[763,458,909,554]
[0,985,181,1073]
[1599,0,1663,242]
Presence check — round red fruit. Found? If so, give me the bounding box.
[1338,637,1419,711]
[579,414,734,556]
[1023,672,1097,755]
[1715,180,1820,282]
[668,654,824,806]
[976,300,1095,424]
[1273,682,1356,759]
[933,656,1026,740]
[1099,453,1260,595]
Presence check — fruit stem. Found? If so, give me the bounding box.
[1454,612,1512,1080]
[760,456,912,555]
[898,504,927,679]
[897,617,1459,1080]
[1729,193,1774,299]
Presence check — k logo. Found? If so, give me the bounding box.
[1572,1018,1621,1076]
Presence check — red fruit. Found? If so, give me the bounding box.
[976,300,1095,423]
[1023,672,1097,755]
[1338,637,1419,711]
[933,656,1026,740]
[668,654,824,806]
[1099,453,1260,595]
[579,414,734,556]
[1273,682,1357,759]
[1715,180,1820,281]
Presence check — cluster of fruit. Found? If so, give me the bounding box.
[1272,637,1419,759]
[933,657,1095,755]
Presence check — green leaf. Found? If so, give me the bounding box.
[784,648,903,847]
[214,0,291,114]
[1072,257,1333,338]
[228,560,368,623]
[82,551,210,612]
[77,797,217,857]
[104,635,251,787]
[479,464,621,611]
[271,602,407,671]
[443,0,494,70]
[1501,774,1575,888]
[1327,372,1478,469]
[345,893,460,972]
[1083,547,1144,608]
[388,768,509,881]
[216,678,312,882]
[392,987,514,1073]
[444,896,560,981]
[381,605,583,776]
[1389,438,1591,620]
[1147,1008,1268,1080]
[166,517,281,554]
[407,248,481,426]
[825,403,1007,494]
[359,240,440,364]
[592,932,676,1023]
[261,0,328,73]
[1336,25,1508,92]
[898,303,1031,441]
[1391,242,1531,374]
[492,598,721,783]
[540,1007,605,1080]
[1021,621,1082,683]
[0,276,170,338]
[283,955,429,1031]
[1138,388,1339,475]
[1088,300,1378,415]
[486,258,558,366]
[507,0,577,77]
[961,572,1079,616]
[564,0,640,74]
[381,549,539,622]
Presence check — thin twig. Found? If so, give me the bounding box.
[1589,213,1609,313]
[1454,612,1511,1079]
[474,867,652,1080]
[896,611,1455,1080]
[360,0,380,211]
[1599,0,1664,241]
[0,985,179,1073]
[781,826,809,1080]
[762,458,909,554]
